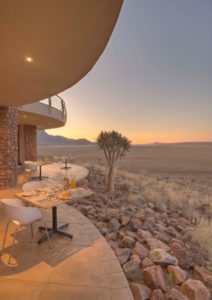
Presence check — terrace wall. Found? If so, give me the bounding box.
[0,107,18,189]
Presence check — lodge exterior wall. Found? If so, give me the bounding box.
[0,107,18,189]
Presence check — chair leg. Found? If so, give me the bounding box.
[8,226,18,265]
[30,223,34,239]
[1,221,10,255]
[44,219,52,249]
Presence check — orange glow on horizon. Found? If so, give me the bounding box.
[46,128,212,145]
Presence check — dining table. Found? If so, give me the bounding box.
[16,187,93,244]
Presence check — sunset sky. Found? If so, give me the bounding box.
[47,0,212,144]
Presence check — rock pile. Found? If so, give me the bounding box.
[72,167,211,300]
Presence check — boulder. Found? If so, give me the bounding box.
[96,222,108,236]
[105,232,117,241]
[143,216,156,232]
[145,207,155,215]
[181,279,210,300]
[108,217,120,232]
[120,215,130,226]
[122,235,136,248]
[131,218,142,231]
[143,265,168,292]
[150,249,178,266]
[115,248,131,265]
[130,283,151,300]
[167,265,187,284]
[170,240,194,270]
[137,229,152,239]
[155,231,170,243]
[146,238,170,251]
[194,265,212,288]
[166,226,180,238]
[131,254,141,264]
[123,260,141,282]
[97,212,110,222]
[136,196,148,208]
[166,288,188,300]
[133,242,149,261]
[107,208,119,218]
[150,289,165,300]
[141,257,153,269]
[126,230,138,240]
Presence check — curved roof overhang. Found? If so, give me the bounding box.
[0,0,123,107]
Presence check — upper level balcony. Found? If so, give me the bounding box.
[17,95,67,130]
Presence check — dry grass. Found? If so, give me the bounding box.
[191,219,212,264]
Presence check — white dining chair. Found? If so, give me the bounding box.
[1,198,51,264]
[23,161,38,181]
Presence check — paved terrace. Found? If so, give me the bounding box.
[0,187,133,300]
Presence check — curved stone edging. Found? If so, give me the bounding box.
[66,205,134,300]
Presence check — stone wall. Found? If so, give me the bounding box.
[24,125,37,161]
[0,107,18,189]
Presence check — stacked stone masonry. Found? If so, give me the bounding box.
[24,125,37,161]
[0,107,18,189]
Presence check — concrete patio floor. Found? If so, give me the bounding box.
[0,187,133,300]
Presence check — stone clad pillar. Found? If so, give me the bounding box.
[0,107,18,189]
[24,125,37,161]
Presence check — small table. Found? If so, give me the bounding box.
[31,161,48,181]
[16,188,93,244]
[60,158,71,170]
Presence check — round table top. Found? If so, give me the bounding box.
[41,163,89,183]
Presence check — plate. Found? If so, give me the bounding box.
[23,191,37,196]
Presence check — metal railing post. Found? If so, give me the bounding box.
[48,97,52,115]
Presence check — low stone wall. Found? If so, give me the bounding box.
[24,125,37,161]
[0,107,18,189]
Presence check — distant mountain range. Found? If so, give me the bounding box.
[37,130,93,146]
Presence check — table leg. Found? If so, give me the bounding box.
[39,165,42,180]
[38,206,73,244]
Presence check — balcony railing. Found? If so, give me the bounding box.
[39,95,67,122]
[17,95,67,124]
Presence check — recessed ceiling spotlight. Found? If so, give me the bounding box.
[25,56,33,63]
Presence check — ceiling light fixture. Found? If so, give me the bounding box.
[25,56,33,63]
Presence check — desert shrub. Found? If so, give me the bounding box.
[191,219,212,263]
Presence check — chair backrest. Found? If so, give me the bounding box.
[1,198,42,225]
[22,181,49,192]
[24,161,37,172]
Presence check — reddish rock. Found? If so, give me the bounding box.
[115,248,131,265]
[137,229,153,239]
[166,288,188,300]
[150,289,165,300]
[123,260,141,282]
[131,254,141,264]
[146,238,170,251]
[120,215,130,226]
[170,240,194,270]
[131,218,142,231]
[108,217,120,232]
[133,242,149,261]
[142,257,153,269]
[130,283,151,300]
[167,265,187,285]
[181,279,210,300]
[122,235,136,248]
[194,265,212,288]
[150,249,178,266]
[143,265,168,292]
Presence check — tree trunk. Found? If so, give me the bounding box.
[107,165,114,192]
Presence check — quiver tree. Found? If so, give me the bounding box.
[97,130,131,192]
